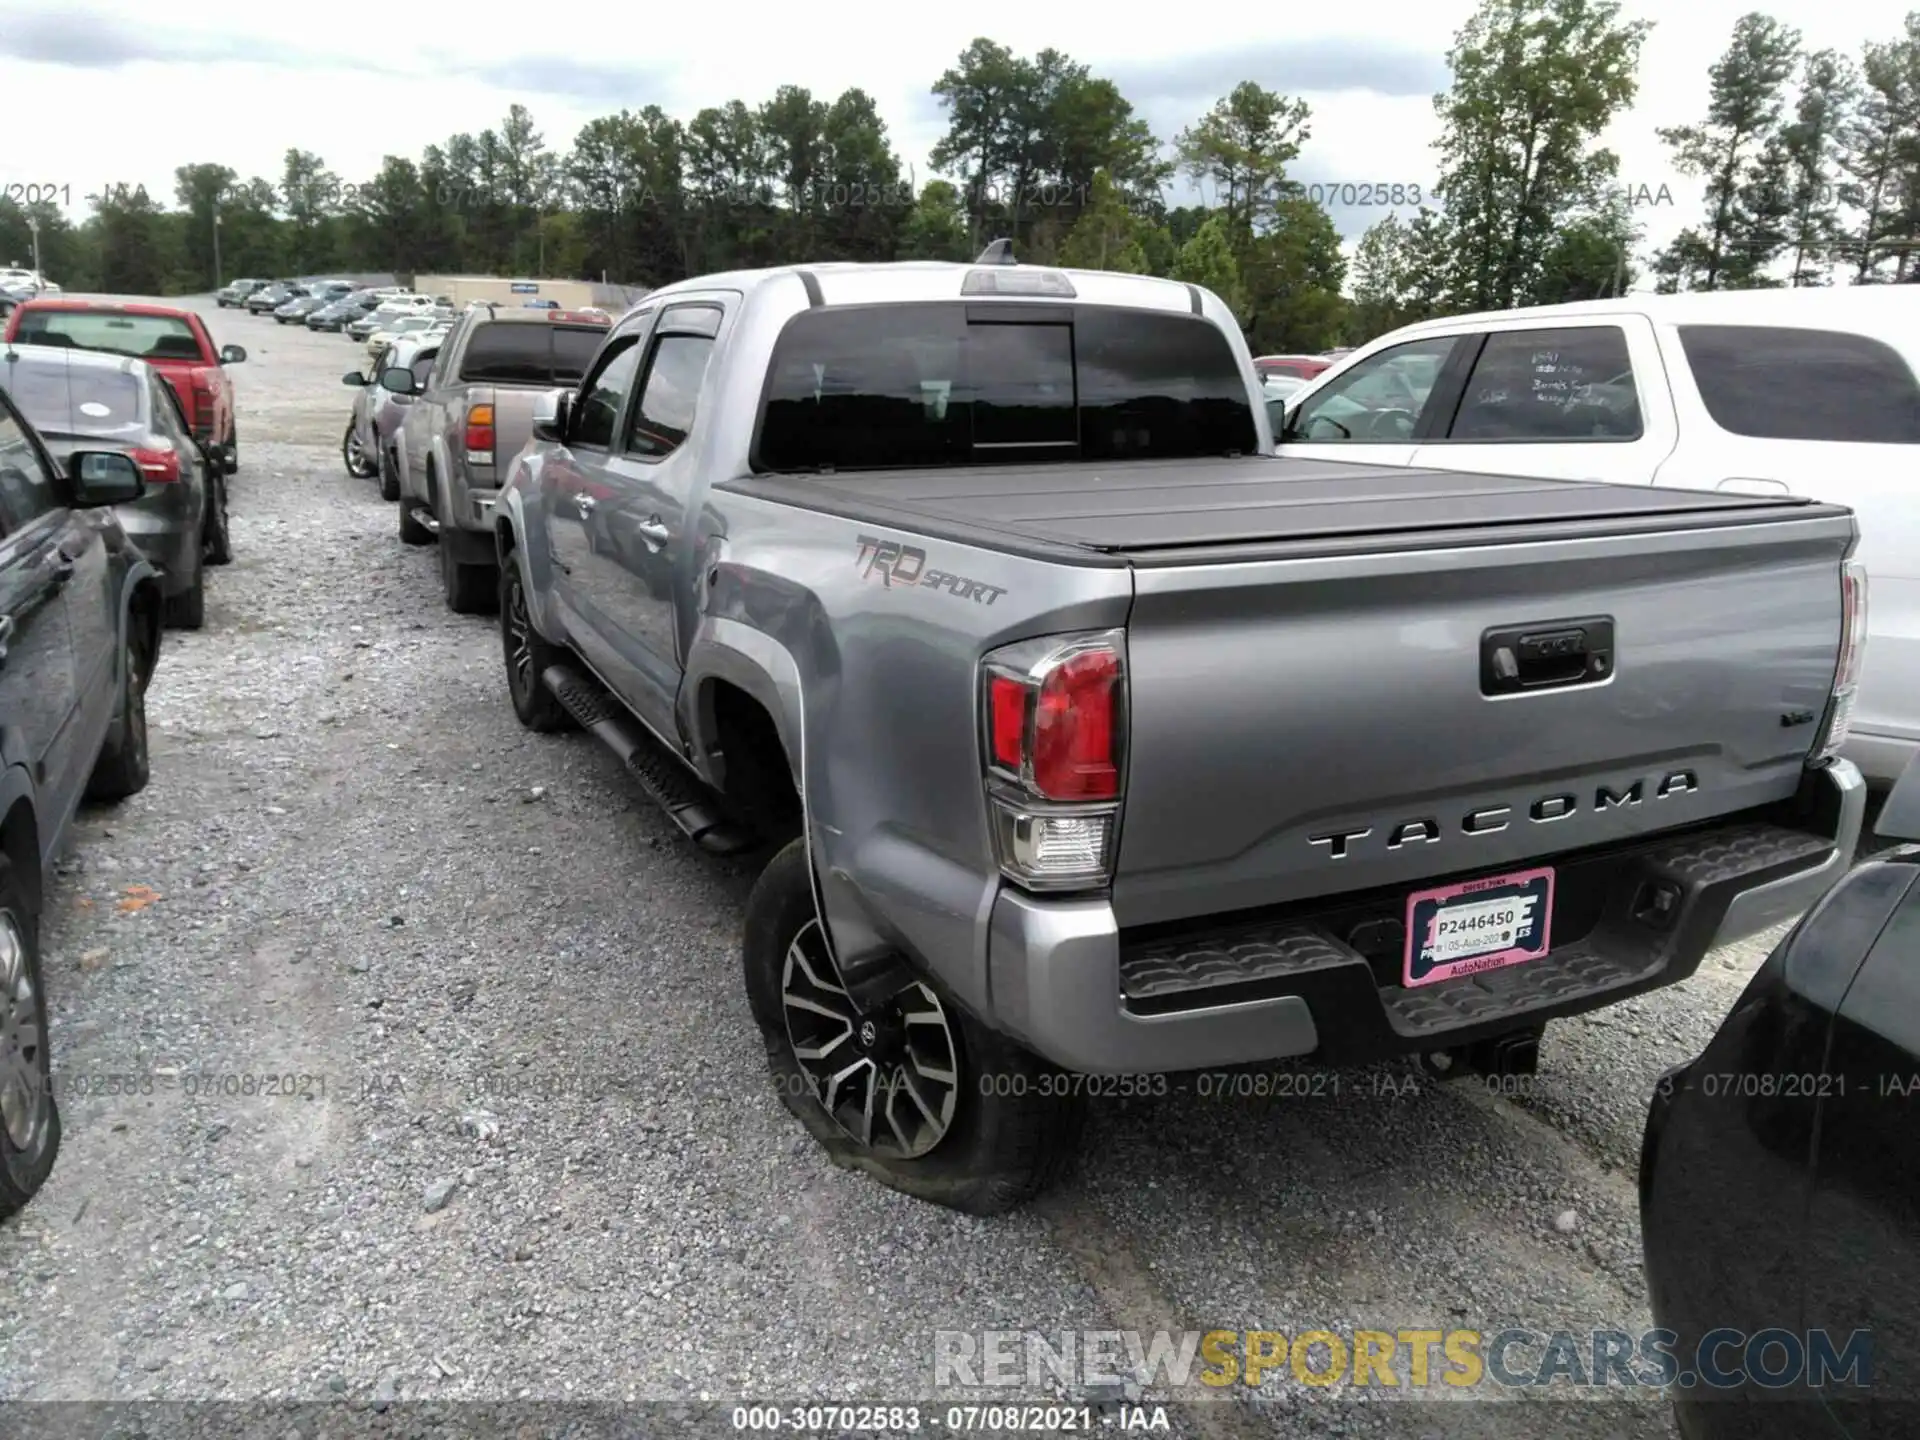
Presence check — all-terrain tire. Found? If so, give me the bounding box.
[500,561,573,732]
[742,838,1084,1215]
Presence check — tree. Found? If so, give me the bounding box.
[1431,0,1652,311]
[1239,197,1347,352]
[897,180,972,260]
[1173,82,1310,236]
[1349,214,1413,338]
[93,187,174,295]
[172,163,236,290]
[1835,22,1920,282]
[1170,214,1240,310]
[1652,12,1802,290]
[1055,170,1148,272]
[280,148,340,270]
[1780,50,1860,284]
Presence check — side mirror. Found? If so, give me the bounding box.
[380,367,419,396]
[531,387,573,443]
[341,370,366,386]
[1877,752,1920,843]
[68,450,145,506]
[220,344,246,364]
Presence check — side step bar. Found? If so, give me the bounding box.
[409,506,442,534]
[541,663,754,856]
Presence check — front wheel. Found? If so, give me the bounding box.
[378,449,400,503]
[203,474,232,566]
[742,839,1084,1215]
[85,611,153,802]
[0,861,60,1221]
[342,422,376,479]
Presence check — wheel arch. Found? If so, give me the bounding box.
[0,774,42,915]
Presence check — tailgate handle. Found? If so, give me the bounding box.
[1482,617,1614,696]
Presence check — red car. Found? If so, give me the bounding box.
[1253,353,1332,381]
[3,299,246,473]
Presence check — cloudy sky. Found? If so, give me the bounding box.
[0,0,1907,275]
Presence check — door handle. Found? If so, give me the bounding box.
[637,518,670,548]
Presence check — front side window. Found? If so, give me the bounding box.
[1678,325,1920,444]
[628,335,715,458]
[754,303,1255,472]
[1445,326,1642,441]
[1287,336,1460,443]
[0,396,60,527]
[570,336,643,450]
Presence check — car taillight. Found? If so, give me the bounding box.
[1814,559,1868,764]
[129,446,180,482]
[465,403,495,464]
[980,629,1125,891]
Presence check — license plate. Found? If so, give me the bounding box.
[1403,866,1554,988]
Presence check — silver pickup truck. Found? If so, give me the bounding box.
[491,255,1868,1215]
[380,305,609,611]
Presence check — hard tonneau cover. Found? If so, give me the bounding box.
[723,456,1844,563]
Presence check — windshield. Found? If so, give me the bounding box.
[1,357,147,438]
[459,323,605,384]
[755,302,1257,472]
[12,309,203,363]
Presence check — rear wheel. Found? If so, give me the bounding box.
[441,538,494,615]
[86,610,153,802]
[224,430,239,476]
[0,862,60,1221]
[203,474,232,566]
[742,839,1084,1215]
[165,562,206,630]
[501,561,572,731]
[398,493,434,546]
[378,449,401,503]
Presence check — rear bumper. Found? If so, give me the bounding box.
[115,510,198,596]
[985,761,1867,1074]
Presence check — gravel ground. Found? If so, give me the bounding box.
[0,298,1824,1438]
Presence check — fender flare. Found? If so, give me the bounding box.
[680,616,805,797]
[494,486,563,639]
[427,433,458,520]
[107,556,163,738]
[0,761,41,907]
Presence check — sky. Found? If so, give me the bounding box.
[0,0,1910,282]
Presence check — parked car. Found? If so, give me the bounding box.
[1273,289,1920,792]
[308,296,367,332]
[349,299,433,343]
[215,279,266,308]
[342,334,442,501]
[1639,753,1920,1437]
[246,282,297,315]
[0,268,58,297]
[1254,353,1332,381]
[0,393,164,1220]
[384,306,607,609]
[2,345,231,628]
[1260,373,1307,436]
[1320,346,1356,361]
[365,314,444,357]
[3,300,246,475]
[489,255,1866,1214]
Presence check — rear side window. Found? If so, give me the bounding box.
[754,303,1256,473]
[1446,327,1642,441]
[459,323,607,384]
[1678,325,1920,443]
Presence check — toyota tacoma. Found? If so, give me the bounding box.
[489,252,1868,1215]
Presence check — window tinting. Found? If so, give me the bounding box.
[1288,337,1458,443]
[628,335,714,457]
[571,338,642,449]
[459,323,607,384]
[1679,325,1920,443]
[754,303,1256,472]
[1446,327,1642,441]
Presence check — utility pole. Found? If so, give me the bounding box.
[26,214,42,284]
[213,206,223,290]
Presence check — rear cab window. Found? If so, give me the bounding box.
[12,309,205,364]
[1677,325,1920,443]
[459,322,607,385]
[753,304,1256,472]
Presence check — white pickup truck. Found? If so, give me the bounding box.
[1276,288,1919,791]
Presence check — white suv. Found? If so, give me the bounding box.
[1275,288,1920,789]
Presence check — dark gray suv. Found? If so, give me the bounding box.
[0,385,165,1220]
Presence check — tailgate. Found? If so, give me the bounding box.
[1112,510,1854,928]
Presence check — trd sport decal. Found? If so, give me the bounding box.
[855,534,1006,605]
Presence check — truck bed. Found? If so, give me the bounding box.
[722,456,1846,562]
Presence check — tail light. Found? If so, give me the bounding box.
[188,374,214,434]
[979,629,1125,891]
[129,446,180,482]
[465,403,495,465]
[1813,560,1868,763]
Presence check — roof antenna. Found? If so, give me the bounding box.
[975,238,1016,266]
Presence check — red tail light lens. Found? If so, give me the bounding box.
[1033,651,1119,800]
[129,446,180,481]
[989,676,1027,769]
[465,402,495,455]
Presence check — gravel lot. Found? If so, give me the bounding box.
[0,298,1809,1437]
